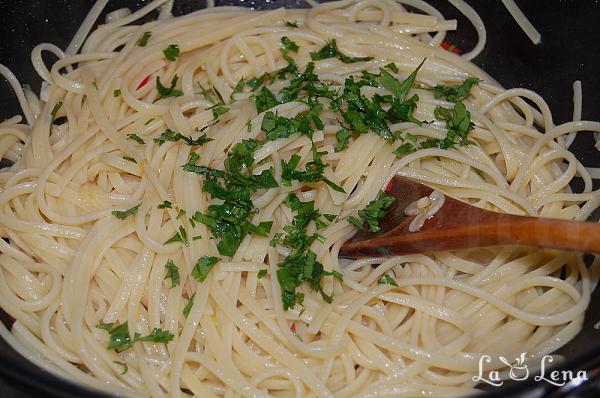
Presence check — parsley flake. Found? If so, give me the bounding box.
[164,225,189,246]
[432,77,481,103]
[192,256,220,282]
[127,133,145,144]
[163,44,180,61]
[310,39,373,64]
[183,293,196,318]
[156,75,183,98]
[112,205,140,220]
[164,259,180,288]
[378,274,398,286]
[137,32,151,47]
[348,192,395,233]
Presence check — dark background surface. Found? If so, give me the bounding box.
[0,0,599,397]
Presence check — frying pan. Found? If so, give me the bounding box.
[0,0,599,396]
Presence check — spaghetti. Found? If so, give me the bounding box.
[0,1,598,397]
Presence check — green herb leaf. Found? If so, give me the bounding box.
[251,87,280,113]
[330,270,343,281]
[156,75,183,98]
[247,73,270,91]
[230,78,245,101]
[137,32,151,47]
[158,201,172,209]
[281,36,299,54]
[164,259,180,288]
[112,205,140,220]
[421,101,475,149]
[350,192,395,233]
[154,128,213,146]
[432,77,481,103]
[385,62,399,73]
[113,89,121,97]
[379,59,425,103]
[127,133,145,144]
[183,293,195,318]
[123,156,137,163]
[310,39,373,64]
[281,144,345,193]
[134,328,175,343]
[257,269,268,279]
[49,101,63,134]
[334,128,352,152]
[97,322,132,352]
[378,274,398,286]
[393,142,417,157]
[212,104,229,120]
[163,44,180,61]
[285,21,298,28]
[164,225,189,247]
[191,256,220,282]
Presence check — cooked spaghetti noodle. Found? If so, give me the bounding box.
[0,1,599,397]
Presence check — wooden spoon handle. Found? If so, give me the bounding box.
[340,214,600,258]
[340,184,600,258]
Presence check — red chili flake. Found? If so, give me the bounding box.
[441,40,461,54]
[290,322,296,333]
[385,180,394,193]
[136,74,152,91]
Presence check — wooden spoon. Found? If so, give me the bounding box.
[339,176,600,258]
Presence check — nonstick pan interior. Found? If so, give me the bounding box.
[0,1,599,397]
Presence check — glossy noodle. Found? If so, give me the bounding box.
[0,1,599,397]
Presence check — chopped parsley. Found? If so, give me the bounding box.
[127,133,145,144]
[378,274,398,286]
[310,39,373,64]
[153,128,212,146]
[135,328,175,343]
[247,73,270,91]
[163,44,180,61]
[385,62,399,73]
[164,225,189,247]
[276,194,343,310]
[230,78,245,101]
[348,192,395,233]
[393,142,417,157]
[191,256,220,282]
[97,322,174,352]
[113,89,121,97]
[281,36,299,54]
[49,101,63,134]
[111,205,140,220]
[257,269,268,279]
[183,293,195,318]
[123,156,137,163]
[137,31,151,47]
[334,128,352,152]
[96,322,132,352]
[211,104,229,119]
[281,143,345,193]
[432,77,481,103]
[185,140,277,256]
[158,200,172,209]
[252,87,280,113]
[421,101,475,149]
[156,75,183,98]
[164,259,180,288]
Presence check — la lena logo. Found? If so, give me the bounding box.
[473,353,588,387]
